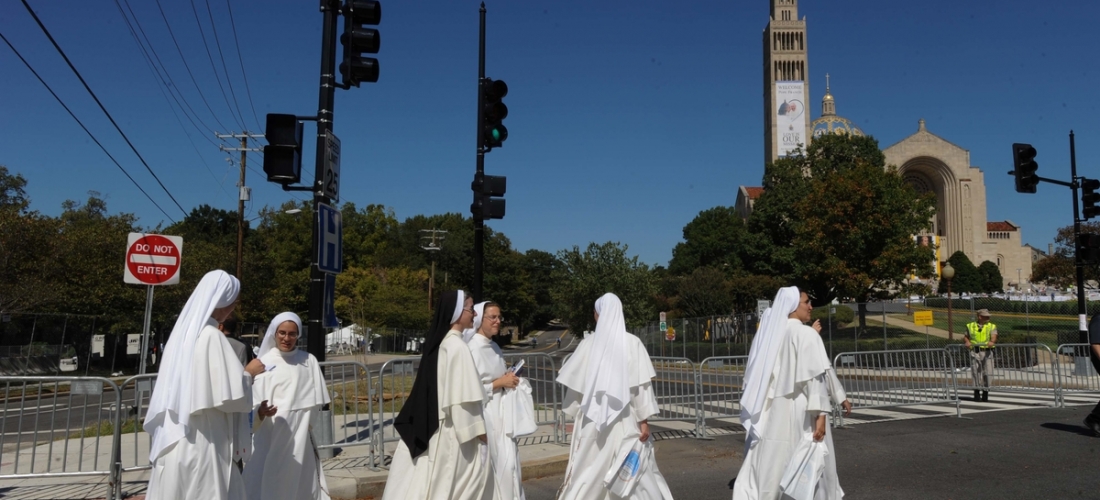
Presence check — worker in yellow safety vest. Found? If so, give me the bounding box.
[964,308,998,402]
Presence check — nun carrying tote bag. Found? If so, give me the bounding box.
[779,435,827,500]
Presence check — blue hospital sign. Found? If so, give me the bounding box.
[317,203,343,274]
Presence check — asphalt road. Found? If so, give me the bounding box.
[522,406,1100,499]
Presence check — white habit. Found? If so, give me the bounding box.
[382,330,491,500]
[732,318,834,500]
[558,323,668,498]
[244,344,332,500]
[467,333,526,500]
[146,320,252,500]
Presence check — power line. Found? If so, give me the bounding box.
[152,0,233,133]
[188,0,247,131]
[21,0,189,217]
[223,0,262,130]
[116,0,221,141]
[203,0,251,131]
[0,30,177,223]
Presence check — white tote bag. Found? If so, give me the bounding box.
[779,436,827,500]
[504,378,538,438]
[603,439,649,497]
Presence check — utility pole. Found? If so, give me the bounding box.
[216,132,263,281]
[419,229,447,311]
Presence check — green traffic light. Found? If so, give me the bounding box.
[491,128,501,141]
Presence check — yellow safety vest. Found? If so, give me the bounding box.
[966,322,996,348]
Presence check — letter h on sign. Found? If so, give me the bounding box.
[317,203,343,274]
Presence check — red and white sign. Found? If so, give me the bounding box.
[124,233,183,285]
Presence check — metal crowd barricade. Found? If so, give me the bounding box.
[695,356,748,438]
[372,357,420,469]
[502,353,560,443]
[833,348,960,421]
[648,357,702,436]
[318,361,374,453]
[1054,344,1100,407]
[0,376,123,499]
[946,343,1060,405]
[110,373,157,499]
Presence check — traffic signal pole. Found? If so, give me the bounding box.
[309,0,340,362]
[473,3,487,302]
[1071,132,1088,343]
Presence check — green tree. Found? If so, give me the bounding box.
[939,251,981,294]
[550,242,656,333]
[748,134,936,327]
[0,167,60,313]
[520,249,559,329]
[977,261,1004,293]
[336,266,430,330]
[1029,222,1100,289]
[674,266,733,317]
[668,207,747,275]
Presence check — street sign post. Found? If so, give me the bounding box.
[323,274,339,328]
[123,233,183,375]
[323,130,341,202]
[317,203,343,274]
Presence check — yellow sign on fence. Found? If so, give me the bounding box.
[913,310,933,326]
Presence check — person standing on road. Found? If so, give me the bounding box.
[1083,314,1100,435]
[143,270,266,500]
[466,302,528,499]
[964,309,998,402]
[243,312,331,500]
[556,293,673,500]
[382,290,491,500]
[732,287,836,500]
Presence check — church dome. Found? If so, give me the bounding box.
[811,74,864,138]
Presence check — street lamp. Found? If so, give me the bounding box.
[942,262,956,340]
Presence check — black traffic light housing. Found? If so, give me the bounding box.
[471,173,506,220]
[481,78,508,151]
[262,113,304,184]
[1078,233,1100,265]
[340,0,381,87]
[1083,178,1100,220]
[1012,143,1039,193]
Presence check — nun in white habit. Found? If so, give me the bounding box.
[243,312,332,500]
[465,301,525,500]
[556,293,673,500]
[144,270,262,500]
[381,290,491,500]
[732,287,842,500]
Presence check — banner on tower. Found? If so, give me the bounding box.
[775,81,806,157]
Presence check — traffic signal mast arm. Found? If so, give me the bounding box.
[1005,171,1074,188]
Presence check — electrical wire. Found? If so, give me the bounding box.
[0,30,177,223]
[151,0,233,133]
[21,0,189,217]
[188,0,247,131]
[224,0,262,130]
[203,0,251,131]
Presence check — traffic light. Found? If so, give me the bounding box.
[1011,143,1039,193]
[481,78,508,150]
[471,173,506,220]
[1077,233,1100,265]
[339,0,381,87]
[262,113,304,184]
[1083,178,1100,220]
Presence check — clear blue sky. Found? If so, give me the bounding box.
[2,0,1098,267]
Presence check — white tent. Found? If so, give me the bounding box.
[326,324,365,350]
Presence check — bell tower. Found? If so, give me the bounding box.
[763,0,811,163]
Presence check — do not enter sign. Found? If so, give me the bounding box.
[124,233,183,285]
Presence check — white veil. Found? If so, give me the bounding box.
[257,312,303,360]
[739,286,801,440]
[143,270,240,462]
[462,302,488,343]
[557,293,632,432]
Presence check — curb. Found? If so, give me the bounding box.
[327,453,571,500]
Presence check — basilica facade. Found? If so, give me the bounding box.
[736,0,1034,290]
